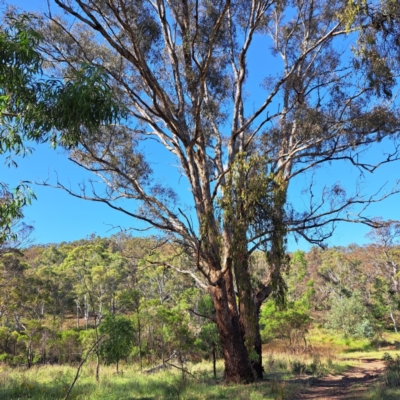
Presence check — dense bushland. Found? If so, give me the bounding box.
[0,232,400,375]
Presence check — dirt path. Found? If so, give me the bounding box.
[296,359,385,400]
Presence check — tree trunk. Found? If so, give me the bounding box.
[251,302,264,379]
[96,353,100,381]
[94,316,100,382]
[209,267,254,383]
[27,340,32,368]
[232,212,265,379]
[233,254,264,379]
[137,310,142,371]
[84,295,88,330]
[390,305,398,333]
[76,300,80,329]
[235,174,288,380]
[212,345,217,379]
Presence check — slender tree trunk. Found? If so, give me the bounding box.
[94,316,100,382]
[84,295,88,330]
[390,305,398,333]
[95,353,100,381]
[27,339,33,369]
[210,266,254,383]
[161,323,165,367]
[137,310,142,372]
[252,303,264,379]
[76,300,80,329]
[212,345,216,379]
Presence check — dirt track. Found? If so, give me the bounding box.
[296,359,385,399]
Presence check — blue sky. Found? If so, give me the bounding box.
[2,0,400,250]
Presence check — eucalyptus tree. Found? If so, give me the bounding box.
[367,220,400,331]
[31,0,400,381]
[60,240,127,326]
[0,13,126,243]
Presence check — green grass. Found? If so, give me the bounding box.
[0,362,301,400]
[367,384,400,400]
[308,328,373,352]
[3,328,400,400]
[261,332,360,378]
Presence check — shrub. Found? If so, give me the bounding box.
[260,299,310,352]
[291,361,306,375]
[382,353,400,387]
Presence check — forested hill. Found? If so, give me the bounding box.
[0,230,399,368]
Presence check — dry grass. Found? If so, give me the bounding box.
[2,328,400,399]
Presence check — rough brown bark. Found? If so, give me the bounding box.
[234,254,264,379]
[210,267,254,383]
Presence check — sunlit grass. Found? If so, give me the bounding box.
[3,328,400,399]
[0,361,301,400]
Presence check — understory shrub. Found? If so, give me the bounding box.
[382,353,400,387]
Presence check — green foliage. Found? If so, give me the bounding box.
[0,14,127,152]
[49,330,81,364]
[0,14,127,244]
[197,294,215,318]
[260,257,313,349]
[194,295,221,362]
[325,292,375,339]
[0,183,36,244]
[382,352,400,387]
[285,250,312,302]
[99,314,135,370]
[290,361,307,375]
[157,303,195,359]
[3,0,399,383]
[260,299,310,348]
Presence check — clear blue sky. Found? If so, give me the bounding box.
[3,0,400,250]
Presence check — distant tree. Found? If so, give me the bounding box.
[371,277,399,332]
[99,314,134,373]
[326,291,375,340]
[285,251,309,302]
[60,240,127,326]
[367,221,400,332]
[318,248,366,302]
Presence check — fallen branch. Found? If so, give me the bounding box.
[143,351,177,374]
[167,362,199,381]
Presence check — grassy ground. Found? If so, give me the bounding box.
[0,361,302,400]
[3,329,400,399]
[263,329,400,399]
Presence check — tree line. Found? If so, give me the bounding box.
[0,224,399,376]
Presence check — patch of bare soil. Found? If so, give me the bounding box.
[295,359,385,400]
